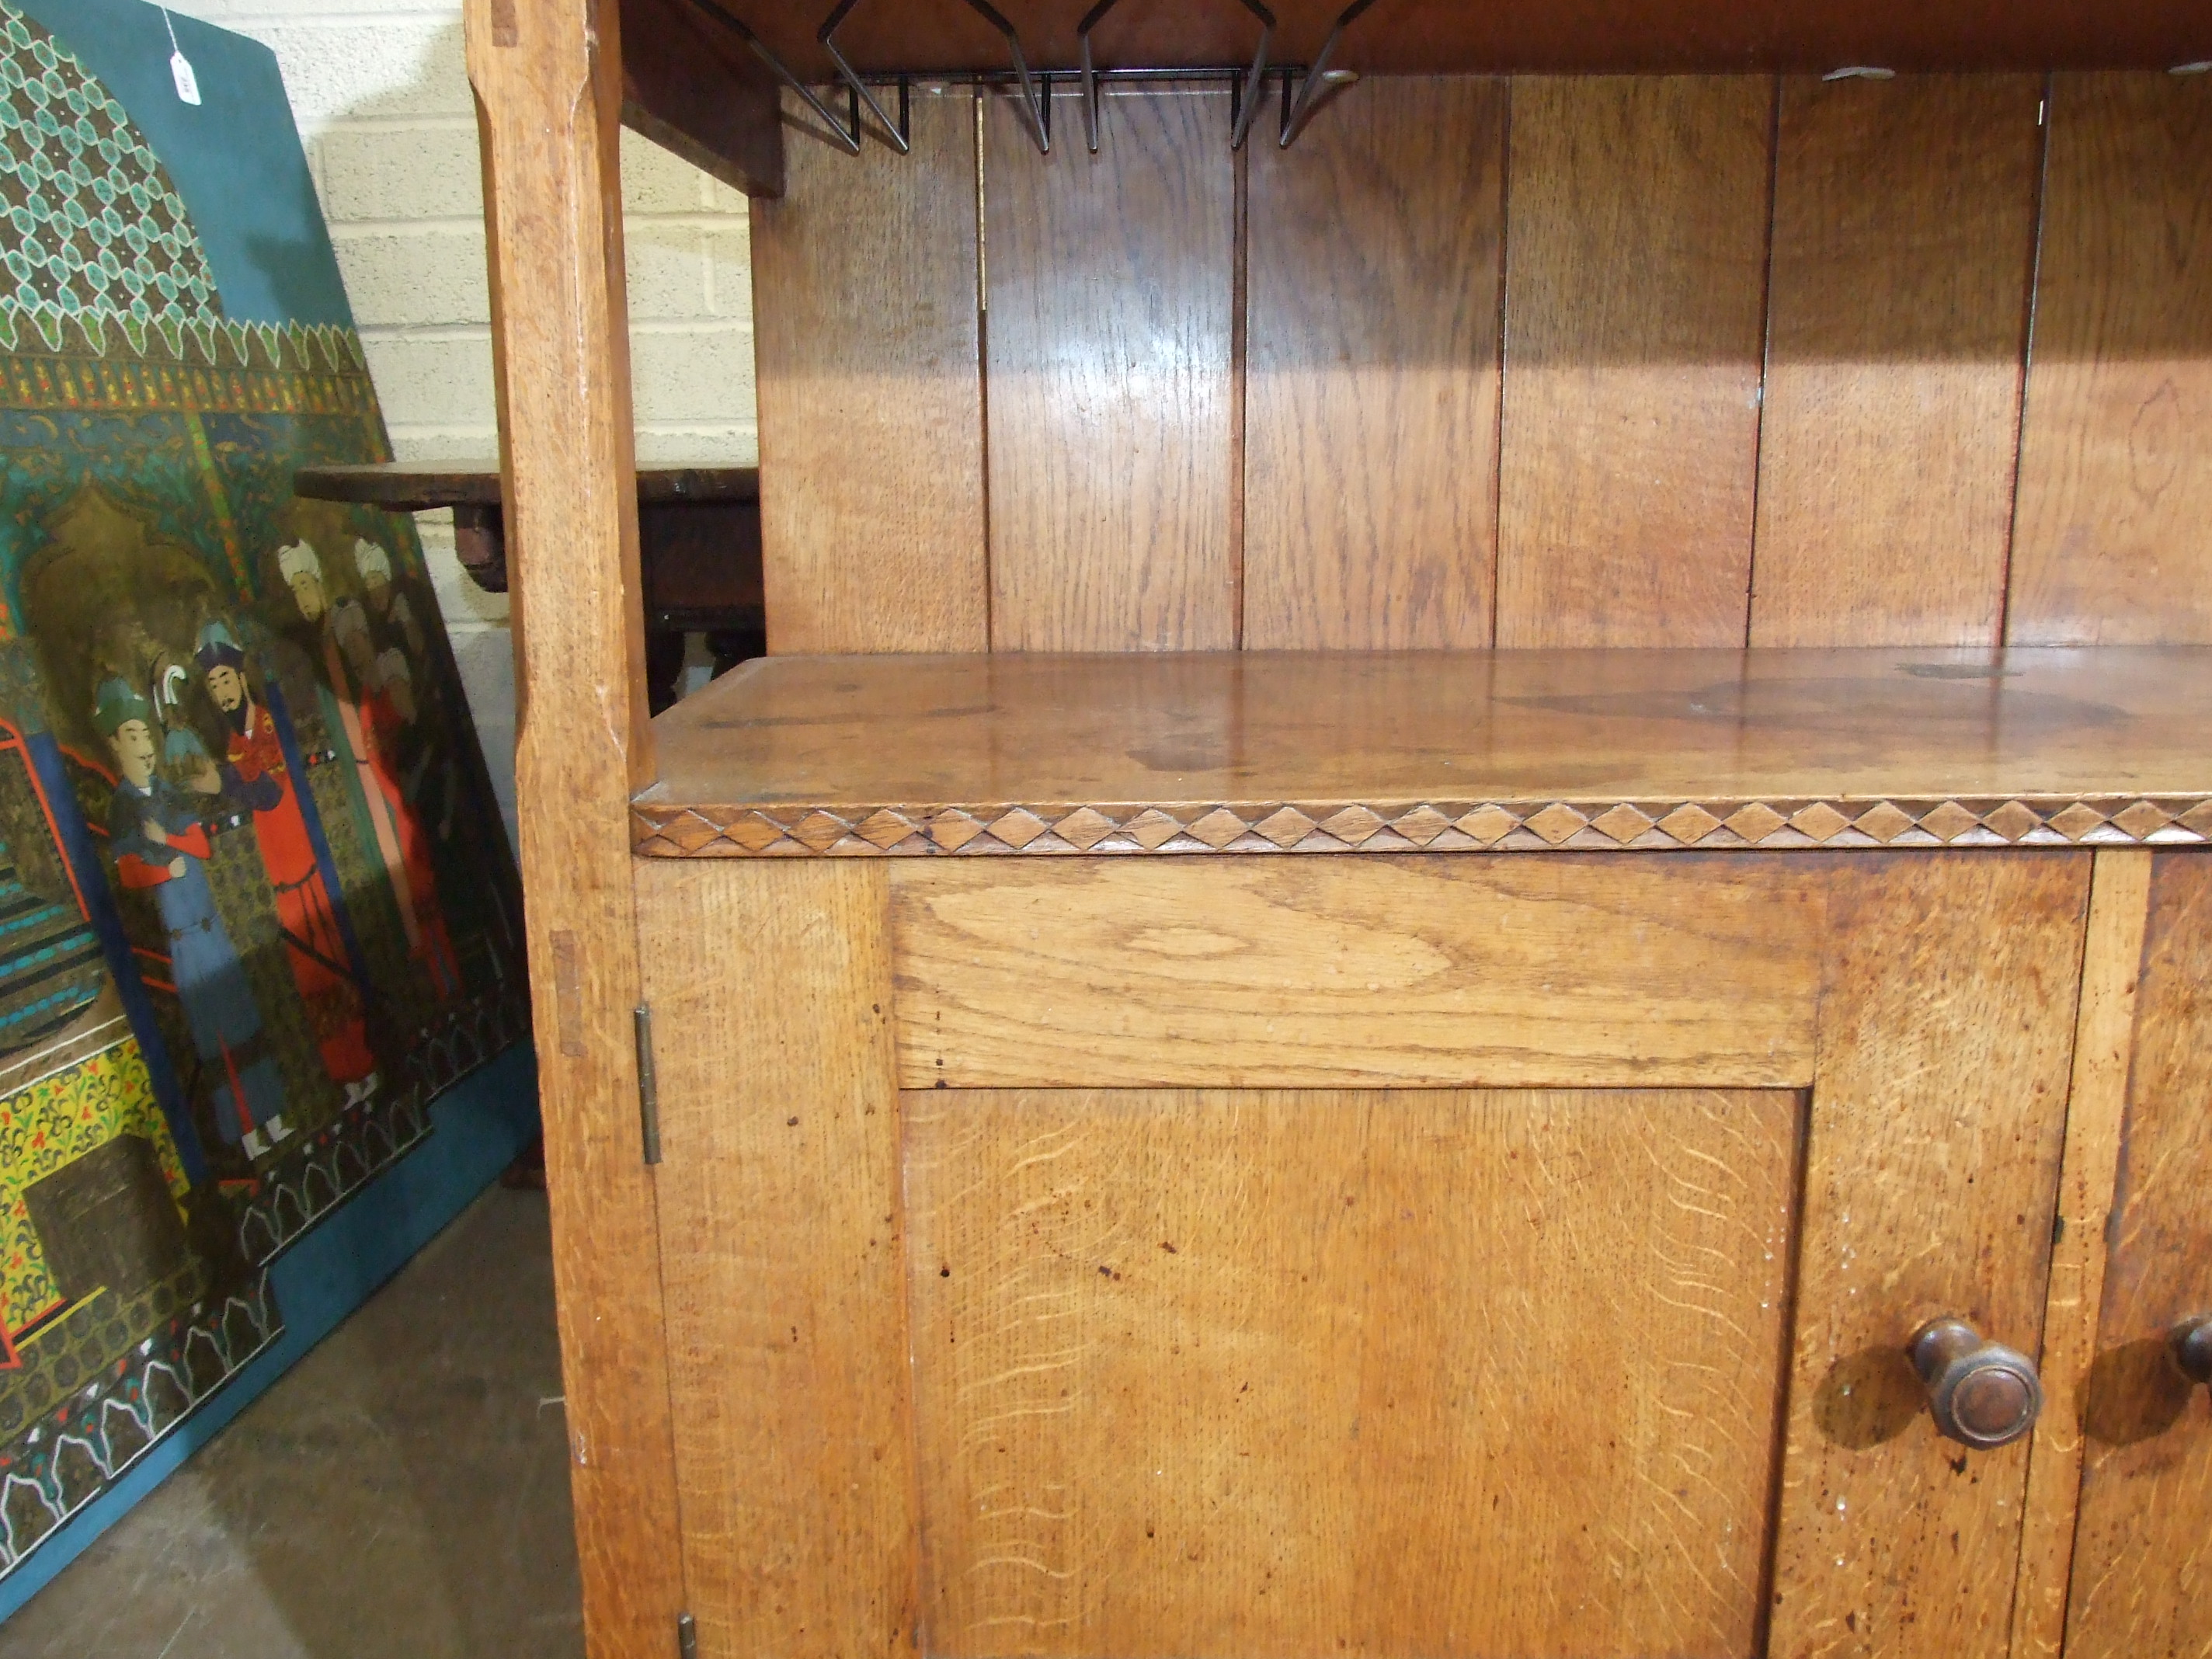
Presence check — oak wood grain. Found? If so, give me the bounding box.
[2009,72,2212,646]
[1243,76,1506,649]
[889,857,1821,1089]
[1495,75,1774,648]
[906,1086,1800,1658]
[2010,849,2152,1659]
[636,647,2212,852]
[466,2,678,1654]
[638,858,919,1659]
[1768,853,2089,1659]
[983,86,1236,651]
[1751,74,2043,648]
[753,85,986,652]
[2061,851,2212,1659]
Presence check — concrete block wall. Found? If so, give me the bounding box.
[168,0,761,843]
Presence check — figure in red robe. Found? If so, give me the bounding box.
[196,620,379,1101]
[336,603,461,1002]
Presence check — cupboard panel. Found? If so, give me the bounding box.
[2064,853,2212,1659]
[1768,853,2089,1657]
[907,1086,1801,1659]
[638,859,920,1659]
[889,856,1823,1090]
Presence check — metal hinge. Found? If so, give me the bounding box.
[635,1003,662,1166]
[676,1610,697,1659]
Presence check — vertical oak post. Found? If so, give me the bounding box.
[465,2,678,1655]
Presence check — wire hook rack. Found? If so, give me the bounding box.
[676,0,1376,157]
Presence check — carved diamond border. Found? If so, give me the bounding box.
[633,796,2212,857]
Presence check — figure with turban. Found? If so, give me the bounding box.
[96,676,292,1161]
[195,619,379,1101]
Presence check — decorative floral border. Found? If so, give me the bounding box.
[634,795,2212,858]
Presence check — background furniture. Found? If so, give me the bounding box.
[294,461,764,711]
[466,3,2212,1657]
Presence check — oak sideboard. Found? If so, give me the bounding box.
[461,4,2212,1657]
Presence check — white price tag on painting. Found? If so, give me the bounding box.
[160,10,200,105]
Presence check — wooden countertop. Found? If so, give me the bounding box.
[293,460,760,511]
[632,646,2212,857]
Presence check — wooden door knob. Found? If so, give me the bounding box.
[2174,1316,2212,1386]
[1910,1319,2043,1449]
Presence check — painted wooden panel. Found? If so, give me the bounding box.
[984,87,1236,651]
[752,87,987,652]
[1495,75,1774,647]
[889,856,1822,1088]
[638,859,919,1659]
[2062,853,2212,1659]
[2009,72,2212,645]
[1243,76,1506,649]
[906,1086,1800,1658]
[1768,852,2089,1658]
[1751,74,2042,647]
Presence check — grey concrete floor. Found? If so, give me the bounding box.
[0,1188,585,1659]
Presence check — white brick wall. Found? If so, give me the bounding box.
[165,0,760,842]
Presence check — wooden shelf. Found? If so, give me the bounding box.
[293,459,757,510]
[683,1,2205,80]
[634,645,2212,856]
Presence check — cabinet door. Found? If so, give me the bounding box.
[2064,854,2212,1658]
[907,1085,1800,1659]
[638,852,2088,1659]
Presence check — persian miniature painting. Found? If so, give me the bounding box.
[0,0,527,1578]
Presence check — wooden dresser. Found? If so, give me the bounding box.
[463,4,2212,1657]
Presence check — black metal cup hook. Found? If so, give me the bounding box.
[675,0,864,156]
[819,0,911,155]
[1077,0,1278,155]
[965,0,1052,154]
[1280,0,1373,147]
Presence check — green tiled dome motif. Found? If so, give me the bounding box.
[0,3,222,358]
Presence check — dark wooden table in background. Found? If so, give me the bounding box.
[294,461,763,711]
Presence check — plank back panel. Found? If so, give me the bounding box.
[1494,75,1775,648]
[1243,76,1506,649]
[1751,74,2043,647]
[1769,852,2089,1657]
[636,859,919,1659]
[906,1086,1800,1659]
[2009,72,2212,645]
[2062,852,2212,1659]
[983,87,1236,651]
[752,86,987,652]
[889,856,1822,1089]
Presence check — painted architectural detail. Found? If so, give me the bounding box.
[0,8,215,358]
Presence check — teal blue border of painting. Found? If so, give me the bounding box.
[0,1042,541,1621]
